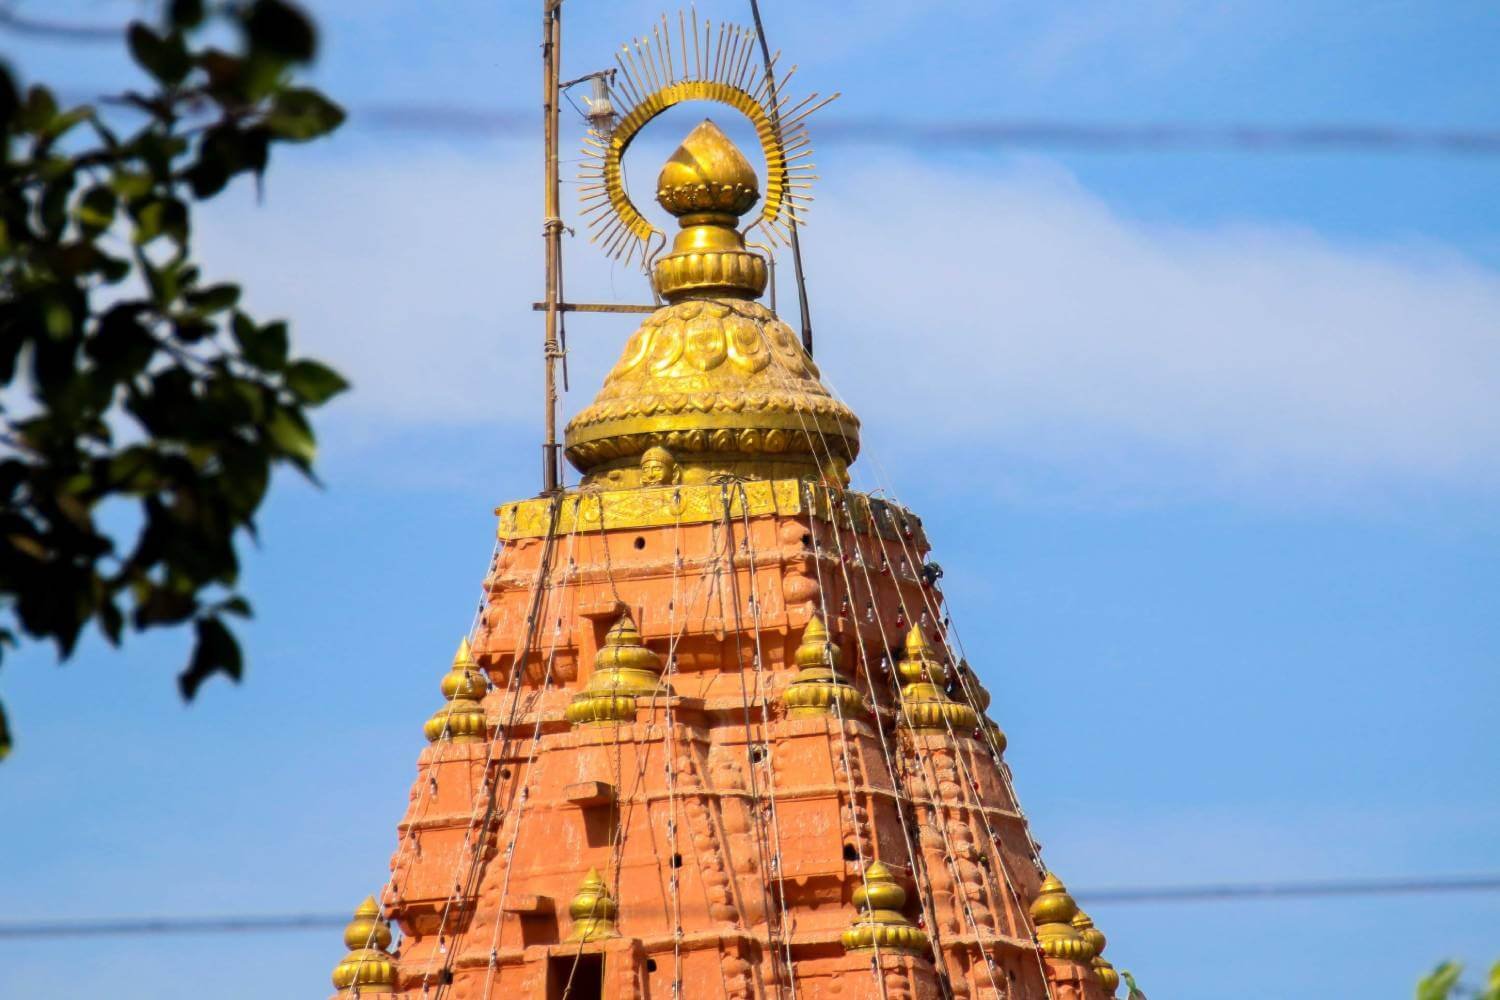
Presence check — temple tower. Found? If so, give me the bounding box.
[328,16,1127,1000]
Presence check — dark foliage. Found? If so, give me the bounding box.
[0,1,346,757]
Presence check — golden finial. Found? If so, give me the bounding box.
[566,15,849,487]
[1073,909,1120,994]
[330,896,397,993]
[953,661,1009,755]
[565,610,670,726]
[903,625,934,660]
[657,119,759,217]
[423,637,489,744]
[896,625,978,734]
[1071,909,1102,961]
[578,15,826,265]
[650,119,767,302]
[781,615,867,719]
[566,867,619,942]
[1030,873,1090,962]
[841,861,929,955]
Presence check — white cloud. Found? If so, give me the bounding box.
[197,149,1500,504]
[813,158,1500,500]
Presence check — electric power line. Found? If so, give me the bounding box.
[0,6,121,41]
[356,103,1500,155]
[1,874,1497,940]
[1080,873,1500,904]
[5,4,1499,155]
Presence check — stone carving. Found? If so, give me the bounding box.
[639,445,680,487]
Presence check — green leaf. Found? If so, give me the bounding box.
[179,615,243,698]
[89,306,156,381]
[127,24,191,87]
[42,106,92,142]
[97,596,124,644]
[169,0,206,30]
[40,170,77,238]
[1418,962,1463,1000]
[197,49,242,93]
[96,253,132,284]
[231,314,289,370]
[133,583,198,627]
[75,185,118,235]
[42,299,74,338]
[18,85,57,133]
[133,196,188,247]
[1483,961,1500,1000]
[184,284,241,315]
[110,171,154,201]
[244,0,317,62]
[266,405,316,465]
[184,125,238,198]
[217,438,271,516]
[283,359,349,404]
[0,64,18,131]
[106,447,163,494]
[266,87,345,141]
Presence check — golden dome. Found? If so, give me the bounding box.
[782,614,867,719]
[565,120,860,487]
[1030,873,1091,961]
[1071,908,1103,960]
[896,625,978,733]
[566,609,670,726]
[1074,909,1121,994]
[424,637,489,743]
[841,860,929,955]
[566,868,619,942]
[330,896,396,993]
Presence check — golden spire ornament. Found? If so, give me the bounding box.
[1030,873,1091,961]
[841,861,929,955]
[423,637,488,744]
[330,896,397,994]
[781,614,867,718]
[896,626,979,733]
[1073,909,1121,994]
[566,868,620,942]
[953,659,1008,753]
[565,10,852,488]
[566,610,668,725]
[565,120,858,488]
[650,119,768,301]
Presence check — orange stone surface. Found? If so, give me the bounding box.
[333,496,1113,999]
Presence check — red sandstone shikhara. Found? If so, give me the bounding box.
[326,12,1135,1000]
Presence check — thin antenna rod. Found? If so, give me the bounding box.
[748,0,815,357]
[541,0,564,493]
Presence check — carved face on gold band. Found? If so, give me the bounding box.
[639,446,679,487]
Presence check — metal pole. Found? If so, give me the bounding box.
[748,0,814,357]
[541,0,563,493]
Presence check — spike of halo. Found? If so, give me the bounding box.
[578,10,831,267]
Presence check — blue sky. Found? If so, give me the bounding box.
[4,2,1499,997]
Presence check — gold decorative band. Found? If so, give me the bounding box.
[496,480,920,542]
[653,248,768,300]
